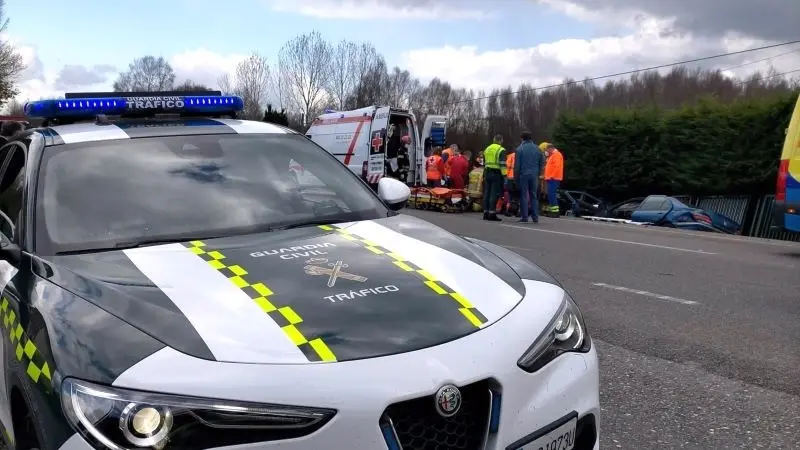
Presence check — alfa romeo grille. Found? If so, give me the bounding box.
[382,380,491,450]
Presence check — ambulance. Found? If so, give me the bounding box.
[305,106,447,187]
[774,93,800,233]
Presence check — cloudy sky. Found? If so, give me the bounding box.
[6,0,800,103]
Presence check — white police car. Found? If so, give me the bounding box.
[0,91,599,449]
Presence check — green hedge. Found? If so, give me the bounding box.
[551,92,798,199]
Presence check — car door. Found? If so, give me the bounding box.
[0,141,27,445]
[579,193,605,216]
[631,195,672,223]
[366,106,391,185]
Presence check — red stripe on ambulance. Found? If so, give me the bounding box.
[312,115,373,126]
[343,120,368,165]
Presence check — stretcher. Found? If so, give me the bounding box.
[407,187,469,213]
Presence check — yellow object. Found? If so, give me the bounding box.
[185,241,337,362]
[483,143,503,170]
[0,297,52,384]
[319,225,487,327]
[468,167,484,198]
[780,94,800,171]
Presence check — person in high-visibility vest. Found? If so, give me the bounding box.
[538,142,549,204]
[482,134,507,221]
[426,147,444,187]
[543,143,564,217]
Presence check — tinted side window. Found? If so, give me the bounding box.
[0,146,25,238]
[639,196,667,211]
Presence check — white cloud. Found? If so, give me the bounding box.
[169,48,249,89]
[268,0,492,20]
[9,44,250,103]
[401,9,800,91]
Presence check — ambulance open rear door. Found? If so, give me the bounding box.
[422,115,447,156]
[365,106,391,186]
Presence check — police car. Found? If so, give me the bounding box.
[0,91,599,450]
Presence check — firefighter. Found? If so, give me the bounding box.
[426,147,444,187]
[543,143,564,217]
[467,151,485,212]
[482,134,507,221]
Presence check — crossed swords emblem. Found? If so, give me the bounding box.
[304,258,368,287]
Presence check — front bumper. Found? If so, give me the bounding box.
[58,281,600,450]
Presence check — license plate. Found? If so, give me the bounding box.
[516,417,577,450]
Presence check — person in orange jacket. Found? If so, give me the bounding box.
[426,148,444,187]
[498,146,516,215]
[543,143,564,217]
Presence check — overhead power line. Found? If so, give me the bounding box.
[756,67,800,81]
[722,45,800,71]
[430,39,800,109]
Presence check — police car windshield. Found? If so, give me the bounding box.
[35,133,385,255]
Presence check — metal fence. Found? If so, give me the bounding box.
[678,194,800,242]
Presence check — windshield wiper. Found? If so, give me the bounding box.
[280,218,346,230]
[55,236,224,255]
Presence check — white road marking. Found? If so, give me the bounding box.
[503,225,717,255]
[591,282,699,305]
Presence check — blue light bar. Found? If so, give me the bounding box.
[24,94,244,119]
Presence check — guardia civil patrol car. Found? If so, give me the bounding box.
[0,91,599,450]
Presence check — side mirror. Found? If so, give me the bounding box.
[377,177,411,211]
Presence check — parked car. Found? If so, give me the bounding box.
[607,197,645,219]
[556,190,609,217]
[608,195,742,234]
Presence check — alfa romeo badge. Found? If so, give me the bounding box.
[434,384,462,417]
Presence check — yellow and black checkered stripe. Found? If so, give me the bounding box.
[0,420,13,447]
[0,298,52,386]
[318,225,488,328]
[184,241,337,362]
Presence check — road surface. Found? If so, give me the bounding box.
[403,209,800,449]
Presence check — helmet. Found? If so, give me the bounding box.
[538,142,550,151]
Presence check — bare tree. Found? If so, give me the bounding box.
[270,67,290,111]
[5,97,22,115]
[327,40,358,109]
[174,80,213,92]
[216,53,271,120]
[353,43,383,90]
[0,0,25,106]
[217,73,235,95]
[278,31,333,125]
[113,56,176,92]
[345,54,387,109]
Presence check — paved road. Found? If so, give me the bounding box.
[403,209,800,449]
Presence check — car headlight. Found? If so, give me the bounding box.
[517,294,591,373]
[61,378,336,449]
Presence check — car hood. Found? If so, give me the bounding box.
[43,214,538,364]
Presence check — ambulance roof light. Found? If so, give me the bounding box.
[24,92,244,120]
